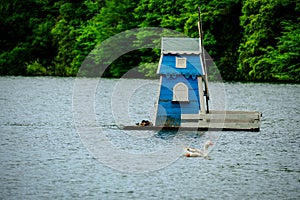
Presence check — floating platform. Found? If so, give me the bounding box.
[121,110,262,132]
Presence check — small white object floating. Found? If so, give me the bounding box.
[183,141,213,159]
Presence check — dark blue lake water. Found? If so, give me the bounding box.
[0,76,299,199]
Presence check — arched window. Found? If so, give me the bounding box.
[173,82,189,101]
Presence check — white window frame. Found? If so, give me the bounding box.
[176,57,186,68]
[173,82,189,102]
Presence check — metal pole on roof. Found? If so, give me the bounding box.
[198,7,210,113]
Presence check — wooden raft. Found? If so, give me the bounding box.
[181,110,262,131]
[121,110,262,132]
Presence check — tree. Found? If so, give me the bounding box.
[135,0,243,80]
[0,0,59,75]
[238,0,299,82]
[0,0,37,75]
[71,0,139,77]
[0,0,298,82]
[51,1,94,76]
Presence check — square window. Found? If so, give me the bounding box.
[176,57,186,68]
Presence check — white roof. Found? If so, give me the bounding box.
[161,37,201,54]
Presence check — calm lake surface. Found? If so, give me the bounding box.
[0,76,299,199]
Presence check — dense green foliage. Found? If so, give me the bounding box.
[238,0,300,82]
[0,0,299,82]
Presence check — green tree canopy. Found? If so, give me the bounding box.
[238,0,299,82]
[0,0,299,82]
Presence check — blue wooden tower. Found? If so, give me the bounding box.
[154,37,208,127]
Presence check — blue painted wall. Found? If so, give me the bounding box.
[155,75,201,126]
[155,53,204,126]
[158,54,203,76]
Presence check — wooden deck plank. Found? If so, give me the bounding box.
[181,122,259,129]
[180,110,261,131]
[182,110,261,120]
[121,125,259,131]
[121,110,261,132]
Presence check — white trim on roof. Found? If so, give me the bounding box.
[162,37,200,53]
[156,54,163,74]
[162,51,201,54]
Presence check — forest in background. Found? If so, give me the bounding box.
[1,0,299,82]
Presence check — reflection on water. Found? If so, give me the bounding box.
[0,77,299,199]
